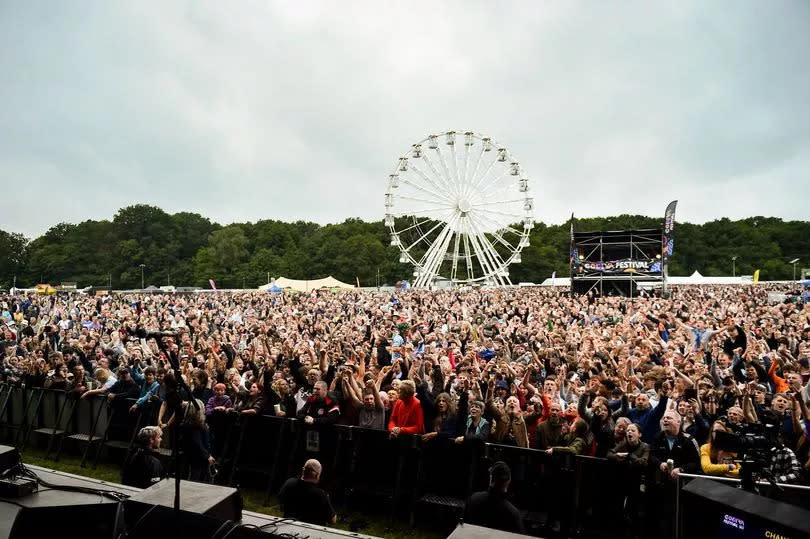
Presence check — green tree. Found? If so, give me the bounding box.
[0,229,28,289]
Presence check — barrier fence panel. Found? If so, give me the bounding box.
[411,437,482,529]
[573,456,637,537]
[21,387,61,451]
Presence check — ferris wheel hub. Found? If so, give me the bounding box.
[457,199,472,214]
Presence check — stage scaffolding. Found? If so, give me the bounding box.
[570,228,664,297]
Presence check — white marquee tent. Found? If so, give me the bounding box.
[258,276,354,292]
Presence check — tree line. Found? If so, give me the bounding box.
[0,205,807,289]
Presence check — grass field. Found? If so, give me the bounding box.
[19,447,444,539]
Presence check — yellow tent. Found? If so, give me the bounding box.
[35,283,57,295]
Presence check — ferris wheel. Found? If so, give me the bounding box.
[385,130,535,288]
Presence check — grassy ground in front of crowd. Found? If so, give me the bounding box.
[19,448,444,539]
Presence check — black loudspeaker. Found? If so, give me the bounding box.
[680,478,810,539]
[0,445,19,474]
[0,490,120,539]
[125,478,243,522]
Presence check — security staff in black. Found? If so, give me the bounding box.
[279,459,336,525]
[464,461,524,533]
[122,426,165,488]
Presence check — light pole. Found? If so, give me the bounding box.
[731,256,737,278]
[789,258,799,282]
[139,264,146,289]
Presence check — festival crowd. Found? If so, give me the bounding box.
[1,283,809,535]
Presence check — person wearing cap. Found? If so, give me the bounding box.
[279,458,336,525]
[464,461,523,533]
[105,366,141,401]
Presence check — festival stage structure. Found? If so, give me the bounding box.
[569,201,677,297]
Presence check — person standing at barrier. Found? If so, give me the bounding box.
[464,461,524,533]
[122,425,166,488]
[535,401,566,449]
[700,420,741,477]
[649,410,700,539]
[607,423,650,538]
[298,380,340,425]
[626,382,670,443]
[130,366,159,413]
[279,458,337,525]
[345,377,385,430]
[388,379,424,437]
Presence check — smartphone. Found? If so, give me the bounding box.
[683,388,697,400]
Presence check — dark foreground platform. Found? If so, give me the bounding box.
[0,464,383,539]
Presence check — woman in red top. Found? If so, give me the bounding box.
[388,379,424,437]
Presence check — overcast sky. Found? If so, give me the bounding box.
[1,1,808,239]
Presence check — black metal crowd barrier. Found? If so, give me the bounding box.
[11,383,808,537]
[0,385,152,468]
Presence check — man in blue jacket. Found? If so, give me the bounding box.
[626,382,670,443]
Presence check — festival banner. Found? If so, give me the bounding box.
[569,213,576,274]
[209,279,217,290]
[662,200,678,262]
[579,258,662,274]
[753,270,760,284]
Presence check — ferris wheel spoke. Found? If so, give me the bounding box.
[450,143,462,195]
[467,218,509,284]
[471,198,526,207]
[421,151,457,200]
[461,220,475,281]
[408,162,455,202]
[468,214,523,237]
[464,217,496,276]
[416,215,457,286]
[396,217,438,235]
[402,211,455,253]
[461,139,472,196]
[463,144,486,198]
[466,220,500,283]
[450,229,462,282]
[399,178,455,206]
[469,212,518,252]
[468,214,510,268]
[472,224,508,272]
[392,207,451,218]
[463,151,497,200]
[396,194,453,207]
[403,210,451,253]
[474,206,523,222]
[475,167,512,198]
[433,144,460,199]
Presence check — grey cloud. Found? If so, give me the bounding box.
[1,1,808,239]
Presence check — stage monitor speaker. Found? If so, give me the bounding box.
[125,478,242,522]
[0,445,20,475]
[680,478,810,539]
[0,490,120,539]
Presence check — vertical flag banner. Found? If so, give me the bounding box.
[209,279,217,290]
[661,201,677,297]
[662,200,678,263]
[569,213,576,273]
[753,270,760,284]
